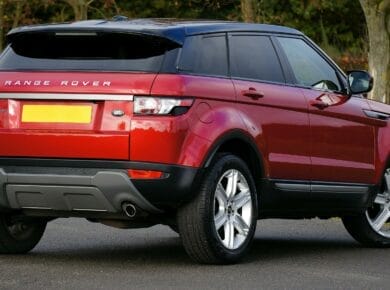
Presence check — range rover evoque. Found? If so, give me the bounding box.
[0,18,388,264]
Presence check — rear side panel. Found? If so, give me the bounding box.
[136,73,238,167]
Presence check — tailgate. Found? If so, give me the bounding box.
[0,72,156,160]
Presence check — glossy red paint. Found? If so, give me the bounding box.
[129,108,213,167]
[0,71,389,187]
[129,74,238,167]
[232,80,311,180]
[0,97,133,159]
[303,89,376,184]
[0,131,129,159]
[151,74,236,101]
[367,99,390,184]
[129,115,189,165]
[149,74,390,185]
[0,72,152,160]
[1,100,132,131]
[129,74,236,167]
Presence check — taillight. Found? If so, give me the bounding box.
[134,97,193,116]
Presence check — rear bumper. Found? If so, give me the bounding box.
[0,158,200,216]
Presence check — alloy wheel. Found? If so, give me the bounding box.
[213,169,253,250]
[366,169,390,238]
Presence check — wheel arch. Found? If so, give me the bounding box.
[381,155,390,188]
[377,154,390,189]
[201,129,266,186]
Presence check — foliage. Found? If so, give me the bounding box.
[254,0,369,70]
[0,0,368,70]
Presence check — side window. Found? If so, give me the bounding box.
[178,34,228,77]
[229,35,285,83]
[277,37,341,92]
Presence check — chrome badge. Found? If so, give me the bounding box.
[111,110,125,117]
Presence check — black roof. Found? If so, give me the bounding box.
[7,18,303,44]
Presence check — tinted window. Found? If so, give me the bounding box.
[278,37,341,91]
[229,35,285,83]
[0,32,179,72]
[179,35,228,77]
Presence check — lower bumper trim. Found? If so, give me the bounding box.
[0,169,162,214]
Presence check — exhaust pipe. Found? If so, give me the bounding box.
[122,202,137,218]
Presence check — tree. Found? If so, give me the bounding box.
[241,0,256,22]
[0,0,377,83]
[359,0,390,103]
[0,1,4,51]
[63,0,94,20]
[12,0,25,28]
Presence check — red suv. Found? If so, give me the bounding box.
[0,19,388,264]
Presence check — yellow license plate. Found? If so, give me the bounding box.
[22,105,92,123]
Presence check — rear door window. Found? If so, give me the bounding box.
[178,34,228,77]
[0,32,180,72]
[229,34,285,83]
[277,37,342,92]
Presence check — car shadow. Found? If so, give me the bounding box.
[30,236,191,266]
[246,236,361,263]
[1,235,366,267]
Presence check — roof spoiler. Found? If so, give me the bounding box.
[7,26,184,46]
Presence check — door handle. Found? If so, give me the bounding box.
[363,110,390,120]
[310,100,329,110]
[242,88,264,100]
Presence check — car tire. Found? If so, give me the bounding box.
[0,214,47,254]
[342,168,390,247]
[177,154,258,264]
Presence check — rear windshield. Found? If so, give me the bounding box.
[0,32,180,72]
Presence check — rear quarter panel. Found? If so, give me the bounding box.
[131,74,251,167]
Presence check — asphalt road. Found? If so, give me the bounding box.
[0,218,388,290]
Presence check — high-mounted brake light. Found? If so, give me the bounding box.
[134,97,193,115]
